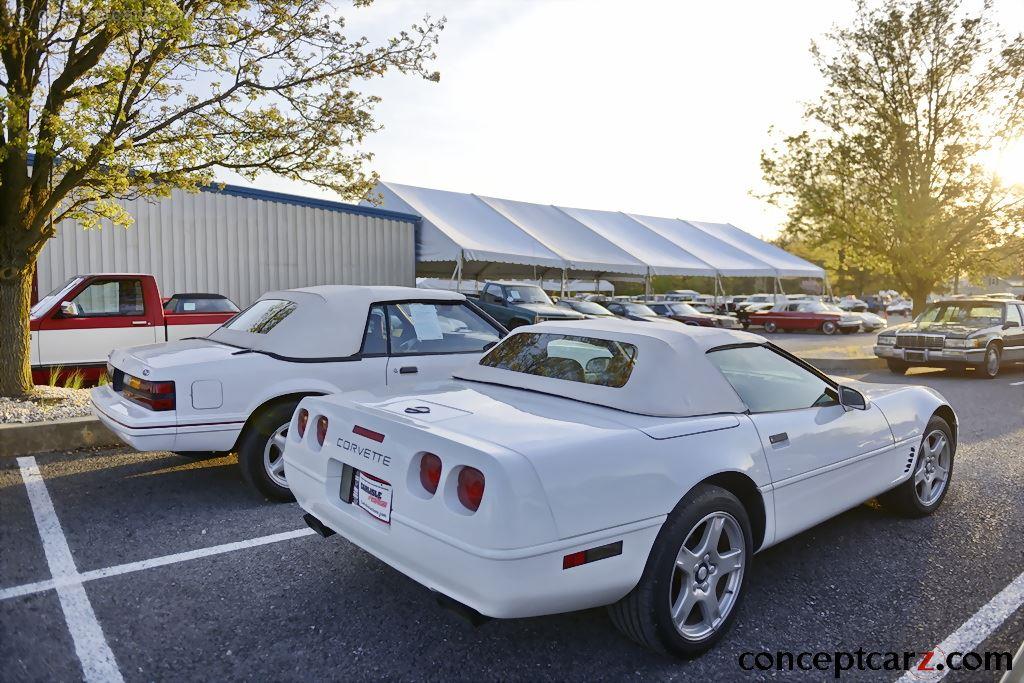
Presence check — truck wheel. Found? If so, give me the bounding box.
[237,400,299,502]
[608,484,752,657]
[821,321,838,335]
[762,321,777,333]
[886,360,908,375]
[973,344,1001,379]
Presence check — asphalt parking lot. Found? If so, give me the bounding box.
[2,367,1022,682]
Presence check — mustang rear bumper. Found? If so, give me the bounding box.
[286,456,663,619]
[874,347,986,365]
[91,385,243,453]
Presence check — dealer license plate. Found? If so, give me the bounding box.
[352,471,392,524]
[906,350,926,362]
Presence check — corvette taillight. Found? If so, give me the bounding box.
[316,416,329,446]
[457,467,485,512]
[296,409,309,438]
[419,453,442,495]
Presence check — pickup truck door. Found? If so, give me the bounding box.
[36,276,161,367]
[707,344,897,544]
[383,302,501,390]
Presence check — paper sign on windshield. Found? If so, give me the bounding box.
[408,303,444,341]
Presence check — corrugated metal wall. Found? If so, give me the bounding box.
[36,187,417,306]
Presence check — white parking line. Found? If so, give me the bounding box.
[0,527,316,601]
[1009,380,1024,386]
[18,456,124,683]
[896,570,1024,683]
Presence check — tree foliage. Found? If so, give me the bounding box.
[761,0,1024,313]
[0,0,443,396]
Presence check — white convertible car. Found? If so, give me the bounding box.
[91,286,505,500]
[286,319,956,657]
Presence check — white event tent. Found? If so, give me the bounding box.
[365,181,825,296]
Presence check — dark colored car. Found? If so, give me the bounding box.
[643,301,739,329]
[555,298,617,319]
[874,298,1024,378]
[469,281,585,329]
[601,301,663,322]
[162,292,240,314]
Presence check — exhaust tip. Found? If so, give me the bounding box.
[303,513,336,538]
[432,591,491,627]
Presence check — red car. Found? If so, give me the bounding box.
[748,301,861,335]
[643,301,740,329]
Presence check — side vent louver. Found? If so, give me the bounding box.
[903,447,916,474]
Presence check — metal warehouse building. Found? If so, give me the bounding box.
[36,184,419,306]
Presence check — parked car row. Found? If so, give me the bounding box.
[91,282,958,660]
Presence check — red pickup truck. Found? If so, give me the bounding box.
[30,273,238,383]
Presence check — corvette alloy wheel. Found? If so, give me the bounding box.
[914,428,951,506]
[262,421,290,489]
[669,511,745,640]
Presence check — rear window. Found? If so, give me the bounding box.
[223,299,296,333]
[165,296,240,313]
[480,333,638,388]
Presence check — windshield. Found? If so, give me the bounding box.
[569,300,613,316]
[916,303,1003,326]
[505,285,551,305]
[31,276,83,318]
[667,303,702,316]
[624,303,657,316]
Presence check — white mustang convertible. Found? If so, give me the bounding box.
[286,319,956,657]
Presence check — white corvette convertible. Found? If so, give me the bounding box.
[285,319,956,656]
[91,286,505,500]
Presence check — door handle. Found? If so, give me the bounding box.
[394,366,418,374]
[769,432,789,445]
[132,320,148,326]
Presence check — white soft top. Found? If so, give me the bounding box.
[454,318,761,417]
[208,285,465,359]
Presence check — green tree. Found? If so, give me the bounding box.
[761,0,1024,316]
[0,0,443,397]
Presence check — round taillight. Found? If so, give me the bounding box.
[316,415,329,446]
[296,409,309,438]
[419,453,442,495]
[457,467,485,512]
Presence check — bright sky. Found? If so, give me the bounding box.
[225,0,1024,240]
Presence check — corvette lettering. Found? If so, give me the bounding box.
[337,438,391,466]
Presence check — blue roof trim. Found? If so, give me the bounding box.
[202,183,420,223]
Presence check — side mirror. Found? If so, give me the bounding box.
[838,385,868,411]
[59,301,78,317]
[1003,320,1020,329]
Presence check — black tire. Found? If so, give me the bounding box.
[237,400,300,502]
[886,359,908,375]
[821,320,838,335]
[973,344,1001,379]
[763,321,777,333]
[608,484,752,657]
[879,415,955,517]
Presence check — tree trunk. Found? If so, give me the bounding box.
[909,281,933,318]
[0,263,35,398]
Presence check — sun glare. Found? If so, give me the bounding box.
[989,139,1024,187]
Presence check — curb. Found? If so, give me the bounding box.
[801,356,887,374]
[0,416,120,459]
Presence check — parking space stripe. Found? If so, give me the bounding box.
[0,528,316,601]
[896,570,1024,683]
[18,456,124,683]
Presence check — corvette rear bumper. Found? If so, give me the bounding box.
[286,457,663,619]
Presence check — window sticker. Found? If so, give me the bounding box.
[408,303,444,341]
[183,302,197,311]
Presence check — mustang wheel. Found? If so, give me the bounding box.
[974,344,1001,379]
[608,484,752,657]
[763,321,777,333]
[237,400,300,502]
[880,416,954,517]
[821,321,838,335]
[886,359,909,375]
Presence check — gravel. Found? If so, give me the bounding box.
[0,385,93,424]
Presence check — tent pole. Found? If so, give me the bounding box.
[456,250,463,293]
[645,267,652,300]
[561,269,566,298]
